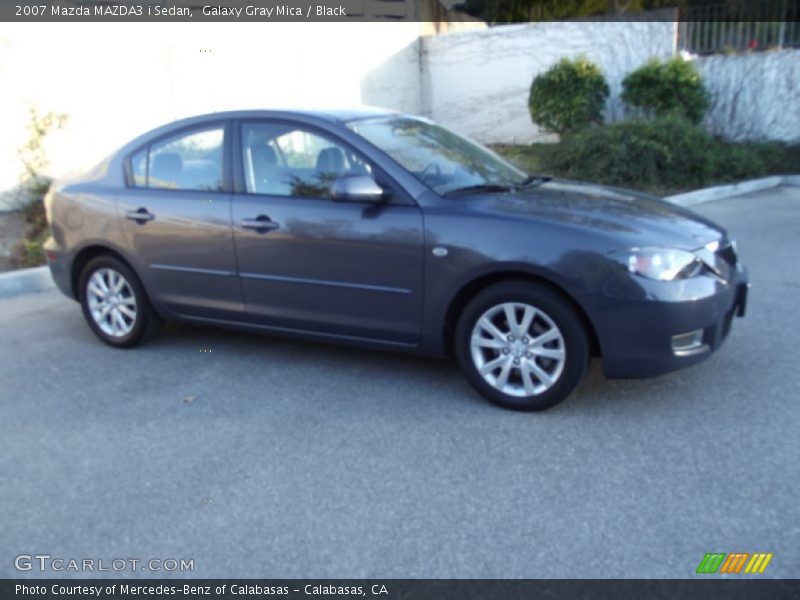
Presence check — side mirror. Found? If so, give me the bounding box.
[331,175,387,204]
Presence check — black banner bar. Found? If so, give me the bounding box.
[3,579,800,600]
[3,0,800,23]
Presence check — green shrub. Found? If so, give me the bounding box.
[10,108,66,269]
[528,56,609,135]
[490,143,549,175]
[743,142,800,175]
[541,115,764,191]
[18,228,48,268]
[14,193,49,268]
[622,57,710,124]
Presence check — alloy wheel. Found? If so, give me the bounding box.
[470,302,566,397]
[85,268,138,338]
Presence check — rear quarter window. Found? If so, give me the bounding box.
[129,126,224,192]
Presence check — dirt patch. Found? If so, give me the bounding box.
[0,211,28,272]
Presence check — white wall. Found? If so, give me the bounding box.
[419,19,677,143]
[697,49,800,144]
[2,19,798,210]
[0,22,422,208]
[360,37,423,115]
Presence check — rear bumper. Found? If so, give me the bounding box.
[43,237,75,299]
[588,267,749,379]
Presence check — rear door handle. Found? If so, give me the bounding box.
[125,208,155,224]
[240,215,280,233]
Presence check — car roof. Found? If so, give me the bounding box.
[121,107,408,151]
[170,106,402,126]
[105,107,408,169]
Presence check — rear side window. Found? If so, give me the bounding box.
[130,126,224,192]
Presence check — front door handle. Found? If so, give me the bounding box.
[240,215,280,233]
[125,208,155,224]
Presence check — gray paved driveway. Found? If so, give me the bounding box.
[1,186,798,579]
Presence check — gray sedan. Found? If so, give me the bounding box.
[43,109,748,410]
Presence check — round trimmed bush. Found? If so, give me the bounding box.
[528,57,609,135]
[622,57,710,124]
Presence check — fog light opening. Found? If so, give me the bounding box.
[671,329,705,356]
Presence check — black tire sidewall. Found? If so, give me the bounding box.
[78,256,152,348]
[455,281,589,411]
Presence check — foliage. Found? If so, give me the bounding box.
[490,143,551,175]
[17,107,69,200]
[16,216,49,268]
[744,142,800,175]
[12,108,68,268]
[493,115,800,194]
[455,0,690,22]
[544,115,723,188]
[621,57,710,124]
[528,57,609,135]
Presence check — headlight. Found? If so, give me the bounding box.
[610,247,704,281]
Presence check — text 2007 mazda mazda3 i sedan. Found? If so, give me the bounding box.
[44,109,749,411]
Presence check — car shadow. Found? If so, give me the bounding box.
[144,320,704,418]
[60,304,712,419]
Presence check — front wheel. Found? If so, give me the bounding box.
[455,281,589,411]
[78,255,161,348]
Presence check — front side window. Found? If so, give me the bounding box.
[241,122,372,198]
[131,126,224,192]
[347,116,526,195]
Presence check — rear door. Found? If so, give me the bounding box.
[231,120,425,344]
[118,122,243,318]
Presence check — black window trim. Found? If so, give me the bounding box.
[124,120,234,194]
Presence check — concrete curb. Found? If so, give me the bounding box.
[665,174,798,207]
[0,266,54,300]
[782,174,800,186]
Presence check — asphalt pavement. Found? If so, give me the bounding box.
[1,186,798,579]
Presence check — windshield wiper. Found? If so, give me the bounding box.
[517,174,552,188]
[443,176,552,197]
[443,183,514,197]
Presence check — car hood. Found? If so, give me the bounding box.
[463,179,725,250]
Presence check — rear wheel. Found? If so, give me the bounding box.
[78,255,161,348]
[455,281,589,411]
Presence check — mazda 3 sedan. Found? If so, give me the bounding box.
[44,109,749,411]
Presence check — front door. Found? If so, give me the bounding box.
[231,121,424,344]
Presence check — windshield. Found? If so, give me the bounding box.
[347,116,528,195]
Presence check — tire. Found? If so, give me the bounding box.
[454,280,589,411]
[78,254,161,348]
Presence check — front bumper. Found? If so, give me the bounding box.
[588,266,749,379]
